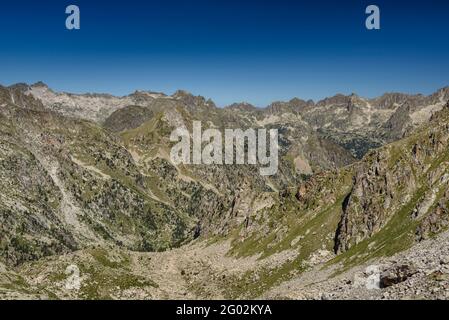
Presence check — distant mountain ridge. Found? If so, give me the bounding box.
[13,82,448,158]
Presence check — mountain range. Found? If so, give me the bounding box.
[1,82,449,299]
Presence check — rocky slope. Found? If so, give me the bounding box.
[1,82,449,300]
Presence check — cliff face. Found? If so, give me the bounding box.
[335,103,449,254]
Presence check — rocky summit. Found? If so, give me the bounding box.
[1,82,449,300]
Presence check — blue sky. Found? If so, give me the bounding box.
[0,0,448,106]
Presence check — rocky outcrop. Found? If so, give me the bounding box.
[381,103,413,140]
[334,105,449,253]
[334,151,398,253]
[380,264,417,288]
[416,189,449,241]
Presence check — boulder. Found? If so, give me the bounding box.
[380,264,417,288]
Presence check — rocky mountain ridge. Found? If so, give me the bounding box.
[23,82,449,159]
[1,82,449,300]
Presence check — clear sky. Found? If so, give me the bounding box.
[0,0,448,106]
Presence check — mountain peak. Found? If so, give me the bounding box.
[289,97,314,108]
[172,89,194,99]
[316,94,353,107]
[225,102,258,111]
[31,81,49,88]
[8,83,30,92]
[172,90,216,109]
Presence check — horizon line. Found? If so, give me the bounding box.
[2,80,448,109]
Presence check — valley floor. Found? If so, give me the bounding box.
[1,230,449,300]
